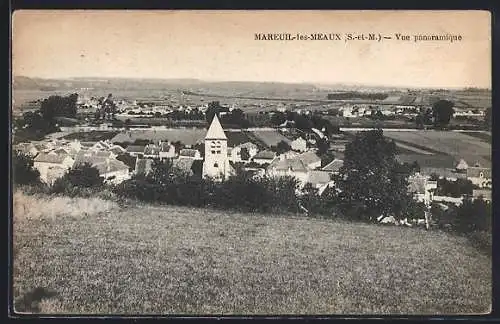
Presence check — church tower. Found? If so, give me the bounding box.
[202,114,231,181]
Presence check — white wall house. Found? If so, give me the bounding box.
[291,137,307,152]
[467,167,492,189]
[93,159,131,184]
[33,152,75,185]
[229,142,258,163]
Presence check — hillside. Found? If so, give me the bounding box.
[13,191,491,315]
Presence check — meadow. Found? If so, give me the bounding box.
[382,131,492,168]
[13,191,491,315]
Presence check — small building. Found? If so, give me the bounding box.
[179,148,202,160]
[305,170,332,190]
[266,155,309,186]
[159,141,176,160]
[455,159,469,172]
[408,173,438,205]
[322,159,344,175]
[297,150,322,170]
[229,142,259,163]
[252,150,276,165]
[467,167,492,188]
[93,159,130,184]
[33,152,75,185]
[291,137,307,152]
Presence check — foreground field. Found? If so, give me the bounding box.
[13,192,491,315]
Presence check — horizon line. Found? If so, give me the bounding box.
[13,75,492,91]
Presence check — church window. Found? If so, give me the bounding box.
[216,150,221,154]
[214,163,219,167]
[211,150,216,154]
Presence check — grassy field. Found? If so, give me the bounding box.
[13,191,491,315]
[252,130,292,147]
[382,131,491,168]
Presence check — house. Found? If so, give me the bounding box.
[420,167,467,181]
[126,145,146,157]
[467,167,492,188]
[252,150,276,165]
[74,150,107,166]
[291,137,307,152]
[266,155,309,186]
[159,141,176,160]
[322,159,344,175]
[15,142,39,157]
[92,159,130,184]
[179,148,202,160]
[202,114,235,181]
[134,158,154,176]
[297,150,322,170]
[91,141,112,151]
[305,170,333,190]
[33,152,75,184]
[408,173,438,205]
[229,142,259,163]
[455,159,469,172]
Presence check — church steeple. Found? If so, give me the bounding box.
[202,113,230,181]
[205,114,227,140]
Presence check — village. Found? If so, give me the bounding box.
[14,94,492,225]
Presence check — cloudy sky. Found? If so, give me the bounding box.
[12,10,491,88]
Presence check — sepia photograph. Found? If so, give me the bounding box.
[11,10,492,315]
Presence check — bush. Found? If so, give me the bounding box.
[12,151,41,186]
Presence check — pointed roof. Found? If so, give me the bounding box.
[205,114,227,140]
[455,159,469,170]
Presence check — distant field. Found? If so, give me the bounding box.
[252,130,292,147]
[62,131,120,142]
[461,132,491,143]
[382,131,491,168]
[13,191,491,314]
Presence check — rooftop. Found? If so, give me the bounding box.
[205,114,227,140]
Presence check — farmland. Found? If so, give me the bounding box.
[13,191,491,314]
[252,130,291,147]
[382,131,492,168]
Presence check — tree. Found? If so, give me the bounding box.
[206,101,221,124]
[12,150,40,185]
[272,140,292,154]
[316,138,330,155]
[40,94,78,121]
[432,100,455,128]
[335,130,414,221]
[240,147,250,161]
[270,111,286,126]
[63,163,103,188]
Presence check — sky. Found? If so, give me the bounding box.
[12,10,491,88]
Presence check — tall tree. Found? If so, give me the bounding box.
[432,100,455,128]
[205,101,221,124]
[335,129,414,221]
